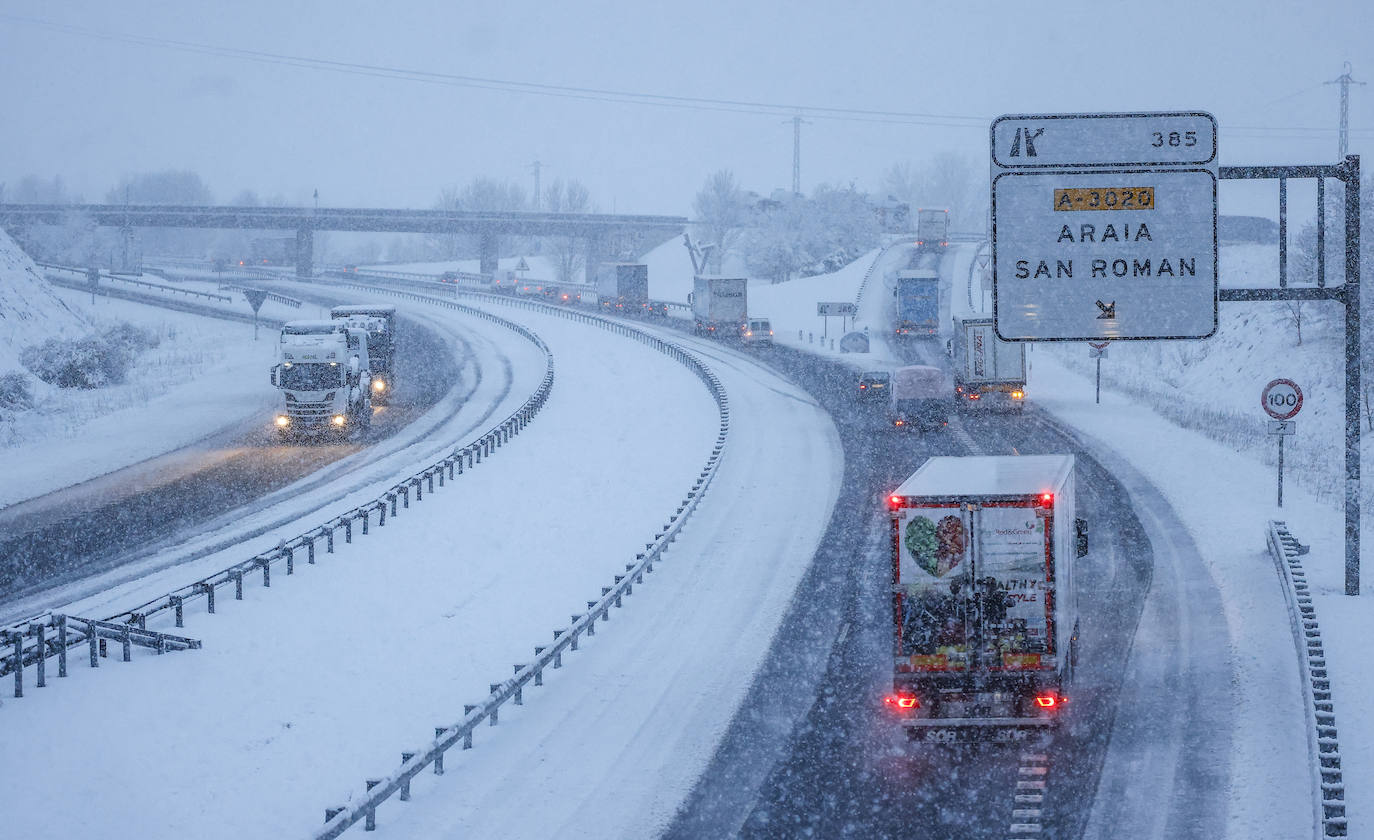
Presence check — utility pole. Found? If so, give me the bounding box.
[788,115,809,195]
[528,160,544,211]
[1326,62,1364,158]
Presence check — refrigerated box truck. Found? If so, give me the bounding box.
[884,455,1086,742]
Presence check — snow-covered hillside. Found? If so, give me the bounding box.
[0,230,89,375]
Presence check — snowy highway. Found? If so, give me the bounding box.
[0,238,1342,839]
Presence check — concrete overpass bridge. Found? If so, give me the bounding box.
[0,204,688,281]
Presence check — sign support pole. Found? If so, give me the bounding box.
[1095,357,1101,405]
[1277,434,1285,508]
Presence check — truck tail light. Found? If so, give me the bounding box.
[1034,693,1063,708]
[1039,493,1053,506]
[888,495,902,509]
[884,693,920,710]
[967,393,981,401]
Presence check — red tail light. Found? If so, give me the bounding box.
[884,693,919,709]
[888,495,902,509]
[1034,693,1062,708]
[1039,493,1053,506]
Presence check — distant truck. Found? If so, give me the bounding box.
[890,365,949,431]
[597,263,649,314]
[330,304,397,405]
[690,275,748,337]
[894,270,940,337]
[885,454,1086,741]
[950,316,1028,410]
[915,209,949,251]
[270,320,372,439]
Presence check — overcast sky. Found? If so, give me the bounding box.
[2,1,1369,218]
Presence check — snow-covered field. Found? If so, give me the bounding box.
[0,232,1368,838]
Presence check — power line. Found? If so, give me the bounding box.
[5,13,1370,139]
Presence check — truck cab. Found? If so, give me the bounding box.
[271,320,372,440]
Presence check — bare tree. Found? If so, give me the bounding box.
[544,179,593,283]
[693,170,749,274]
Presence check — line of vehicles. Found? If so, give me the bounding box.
[270,304,397,441]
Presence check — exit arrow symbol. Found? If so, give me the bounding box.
[1095,300,1116,319]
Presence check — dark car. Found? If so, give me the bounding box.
[857,370,891,401]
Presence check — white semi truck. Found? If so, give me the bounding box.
[885,455,1086,742]
[271,320,373,440]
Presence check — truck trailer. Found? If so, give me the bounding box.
[894,270,940,337]
[597,263,649,314]
[950,316,1028,411]
[330,304,397,405]
[690,275,748,337]
[915,209,949,251]
[890,365,949,432]
[885,455,1085,742]
[271,320,372,439]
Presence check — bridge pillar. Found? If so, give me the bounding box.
[479,232,500,276]
[584,230,610,286]
[295,226,314,277]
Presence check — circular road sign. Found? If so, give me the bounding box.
[1262,378,1303,420]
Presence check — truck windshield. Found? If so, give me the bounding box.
[280,363,341,391]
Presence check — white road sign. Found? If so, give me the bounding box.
[990,111,1219,342]
[1262,379,1303,420]
[1267,420,1298,436]
[991,112,1217,169]
[818,302,857,316]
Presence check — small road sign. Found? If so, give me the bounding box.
[515,257,531,271]
[818,302,857,316]
[1088,345,1108,359]
[1261,379,1303,420]
[1268,420,1298,435]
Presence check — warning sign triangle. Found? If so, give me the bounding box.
[515,257,530,271]
[243,288,268,314]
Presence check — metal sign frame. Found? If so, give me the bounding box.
[1219,156,1360,593]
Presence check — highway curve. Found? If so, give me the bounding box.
[0,309,462,609]
[664,338,1231,839]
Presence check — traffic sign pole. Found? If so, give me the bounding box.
[1261,379,1304,508]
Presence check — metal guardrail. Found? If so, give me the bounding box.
[309,281,731,838]
[1266,520,1346,838]
[3,615,200,697]
[37,262,234,303]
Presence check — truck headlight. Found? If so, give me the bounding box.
[331,414,347,426]
[275,415,290,428]
[372,379,386,392]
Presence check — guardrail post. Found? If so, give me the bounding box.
[256,557,271,588]
[171,595,184,628]
[10,633,21,698]
[401,486,410,509]
[198,582,216,614]
[34,624,46,688]
[360,508,369,536]
[377,501,387,527]
[284,547,294,575]
[325,525,335,554]
[57,615,68,678]
[427,472,435,493]
[232,570,244,600]
[343,518,352,544]
[306,536,316,565]
[88,623,98,668]
[400,753,415,800]
[434,728,448,771]
[121,624,132,662]
[414,477,423,502]
[364,779,381,830]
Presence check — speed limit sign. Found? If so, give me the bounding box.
[1262,379,1303,420]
